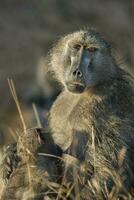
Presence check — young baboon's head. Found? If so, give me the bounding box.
[51,30,117,94]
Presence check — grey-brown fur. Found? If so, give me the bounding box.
[48,30,134,197]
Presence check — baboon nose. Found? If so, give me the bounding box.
[72,69,82,78]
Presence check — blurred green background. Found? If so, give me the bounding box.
[0,0,134,143]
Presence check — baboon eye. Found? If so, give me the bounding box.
[73,44,81,50]
[87,47,98,52]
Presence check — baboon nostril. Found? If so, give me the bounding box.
[72,69,82,78]
[77,71,82,76]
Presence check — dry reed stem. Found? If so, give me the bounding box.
[8,127,18,141]
[7,79,34,193]
[37,153,64,162]
[8,78,27,134]
[0,183,5,199]
[91,126,96,169]
[32,103,42,128]
[26,163,32,189]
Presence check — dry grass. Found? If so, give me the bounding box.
[0,81,134,199]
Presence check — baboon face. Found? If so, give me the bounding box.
[53,31,117,94]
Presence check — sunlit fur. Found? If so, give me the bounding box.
[49,30,134,197]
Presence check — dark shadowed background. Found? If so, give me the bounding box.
[0,0,134,143]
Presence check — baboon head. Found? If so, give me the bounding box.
[51,30,117,93]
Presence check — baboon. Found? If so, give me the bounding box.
[47,30,134,197]
[1,30,134,199]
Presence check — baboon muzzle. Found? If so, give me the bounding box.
[72,68,83,79]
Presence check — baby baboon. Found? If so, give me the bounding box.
[47,30,134,197]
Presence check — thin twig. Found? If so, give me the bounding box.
[32,103,42,128]
[8,127,18,141]
[91,126,96,170]
[8,78,27,133]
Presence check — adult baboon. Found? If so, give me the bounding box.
[48,30,134,197]
[1,30,134,199]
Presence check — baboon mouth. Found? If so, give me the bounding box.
[66,82,85,93]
